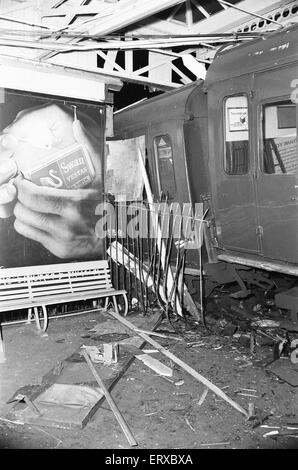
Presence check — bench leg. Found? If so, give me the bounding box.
[111,295,129,316]
[106,295,128,316]
[0,323,5,363]
[34,305,49,333]
[104,297,110,311]
[27,308,34,325]
[112,296,120,315]
[122,293,129,317]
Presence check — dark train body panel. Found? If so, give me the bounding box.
[113,81,210,207]
[113,23,298,279]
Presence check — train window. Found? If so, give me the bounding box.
[154,134,177,200]
[263,101,297,174]
[224,95,249,175]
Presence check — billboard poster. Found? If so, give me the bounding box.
[0,89,105,268]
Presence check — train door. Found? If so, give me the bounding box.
[148,122,190,204]
[254,68,298,263]
[208,77,260,253]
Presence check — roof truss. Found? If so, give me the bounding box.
[0,0,296,91]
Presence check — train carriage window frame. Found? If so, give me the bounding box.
[153,134,177,200]
[262,99,298,175]
[224,95,250,175]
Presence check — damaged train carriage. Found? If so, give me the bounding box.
[111,81,209,273]
[112,23,298,313]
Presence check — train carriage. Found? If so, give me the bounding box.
[112,23,298,312]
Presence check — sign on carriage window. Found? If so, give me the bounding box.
[263,101,298,174]
[224,95,249,175]
[0,88,105,268]
[154,134,177,200]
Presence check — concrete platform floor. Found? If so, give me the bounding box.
[0,309,297,449]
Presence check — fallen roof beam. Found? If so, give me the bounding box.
[0,32,262,53]
[67,0,188,35]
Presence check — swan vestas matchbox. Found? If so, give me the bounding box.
[22,143,95,189]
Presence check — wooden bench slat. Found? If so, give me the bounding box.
[34,278,112,289]
[32,289,126,305]
[0,260,109,276]
[0,287,29,294]
[0,288,127,312]
[32,271,110,281]
[0,277,111,292]
[0,275,111,290]
[1,270,110,284]
[68,283,113,292]
[33,289,126,303]
[0,293,32,302]
[31,284,113,297]
[33,284,113,296]
[0,282,28,288]
[0,282,113,300]
[33,280,112,291]
[0,260,128,329]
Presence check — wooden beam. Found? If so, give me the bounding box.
[166,2,184,22]
[82,349,137,447]
[107,309,250,419]
[68,0,187,35]
[131,0,287,35]
[185,0,193,28]
[49,52,179,89]
[97,50,126,73]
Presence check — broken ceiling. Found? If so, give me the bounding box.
[0,0,296,91]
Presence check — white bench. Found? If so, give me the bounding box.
[0,260,128,333]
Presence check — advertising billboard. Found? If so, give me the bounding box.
[0,89,105,268]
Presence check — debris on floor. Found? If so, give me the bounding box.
[12,384,104,429]
[0,279,297,449]
[5,310,162,431]
[266,359,298,387]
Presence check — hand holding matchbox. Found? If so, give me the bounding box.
[0,103,103,260]
[20,143,95,190]
[0,104,96,190]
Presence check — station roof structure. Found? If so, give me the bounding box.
[0,1,296,98]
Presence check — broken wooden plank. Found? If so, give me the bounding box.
[107,241,154,288]
[82,349,137,447]
[198,387,208,406]
[108,241,200,320]
[108,309,249,419]
[135,328,183,341]
[122,344,173,377]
